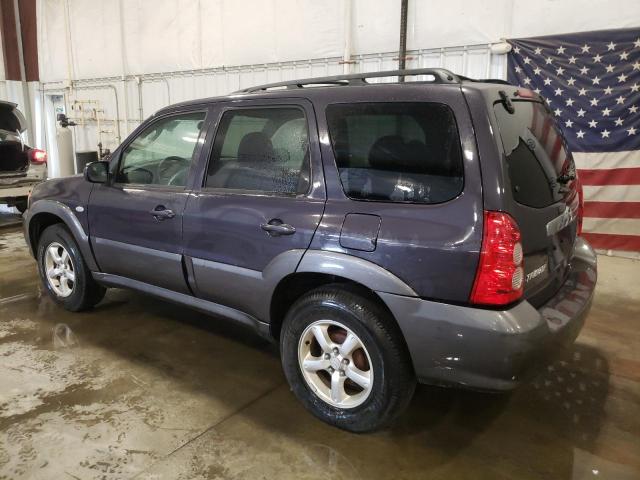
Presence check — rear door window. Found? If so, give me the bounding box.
[326,103,463,204]
[494,100,575,208]
[205,107,310,195]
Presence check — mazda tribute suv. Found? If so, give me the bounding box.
[23,68,597,432]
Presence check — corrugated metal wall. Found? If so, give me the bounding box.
[40,44,506,159]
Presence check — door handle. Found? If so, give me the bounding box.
[150,206,175,221]
[261,219,296,236]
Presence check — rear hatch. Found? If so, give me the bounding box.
[0,101,29,176]
[493,93,580,307]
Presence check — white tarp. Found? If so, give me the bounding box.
[37,0,640,82]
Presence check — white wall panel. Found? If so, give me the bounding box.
[32,0,637,164]
[49,45,506,156]
[510,0,640,38]
[0,31,5,82]
[409,0,511,50]
[37,0,640,82]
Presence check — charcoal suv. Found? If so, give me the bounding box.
[23,69,597,432]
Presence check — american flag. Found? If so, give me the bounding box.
[507,28,640,252]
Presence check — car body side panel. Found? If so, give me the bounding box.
[310,85,484,303]
[182,97,326,316]
[187,249,305,322]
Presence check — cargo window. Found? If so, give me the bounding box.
[494,100,574,208]
[326,103,463,204]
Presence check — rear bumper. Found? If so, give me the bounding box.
[379,237,597,391]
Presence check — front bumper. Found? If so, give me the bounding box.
[379,237,597,391]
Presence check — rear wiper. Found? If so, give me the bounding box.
[556,173,576,184]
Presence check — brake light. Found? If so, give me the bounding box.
[576,176,584,236]
[470,211,524,306]
[29,149,47,165]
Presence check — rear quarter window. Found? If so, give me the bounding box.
[326,103,463,204]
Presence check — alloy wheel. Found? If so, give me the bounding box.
[44,242,75,298]
[298,319,373,409]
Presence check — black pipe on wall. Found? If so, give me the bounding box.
[398,0,408,81]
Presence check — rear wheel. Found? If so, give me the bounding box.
[280,285,415,432]
[37,224,106,311]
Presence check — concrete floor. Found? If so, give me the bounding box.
[0,228,639,480]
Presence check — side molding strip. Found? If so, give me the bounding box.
[92,272,272,339]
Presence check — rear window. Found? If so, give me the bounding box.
[326,103,463,204]
[494,100,575,208]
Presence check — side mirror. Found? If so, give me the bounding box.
[84,161,109,184]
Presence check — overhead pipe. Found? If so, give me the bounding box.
[62,0,74,90]
[136,76,144,122]
[118,0,130,135]
[398,0,408,82]
[342,0,353,74]
[12,0,34,145]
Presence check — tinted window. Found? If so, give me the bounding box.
[326,103,463,204]
[494,100,574,208]
[205,108,310,195]
[117,112,206,186]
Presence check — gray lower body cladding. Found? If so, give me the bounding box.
[379,237,597,391]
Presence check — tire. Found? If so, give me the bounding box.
[37,224,106,311]
[14,198,28,214]
[280,284,416,432]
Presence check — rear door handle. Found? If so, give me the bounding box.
[261,219,296,236]
[150,206,175,221]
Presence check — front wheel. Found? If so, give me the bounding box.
[37,224,106,311]
[280,285,415,432]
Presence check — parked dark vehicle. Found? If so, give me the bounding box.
[23,69,597,432]
[1,101,47,213]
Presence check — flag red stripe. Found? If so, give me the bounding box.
[584,201,640,219]
[578,167,640,186]
[581,232,640,251]
[540,118,551,146]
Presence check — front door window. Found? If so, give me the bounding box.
[116,112,206,187]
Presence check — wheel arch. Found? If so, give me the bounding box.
[25,200,99,271]
[269,250,418,343]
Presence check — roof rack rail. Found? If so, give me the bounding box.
[457,75,512,86]
[234,68,462,93]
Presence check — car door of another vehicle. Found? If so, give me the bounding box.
[88,108,209,294]
[183,98,325,321]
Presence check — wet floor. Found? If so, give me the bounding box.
[0,212,21,231]
[0,227,639,479]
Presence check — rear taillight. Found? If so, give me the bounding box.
[576,176,584,236]
[470,211,524,306]
[29,148,47,165]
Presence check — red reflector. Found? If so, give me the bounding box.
[470,211,524,306]
[29,148,47,165]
